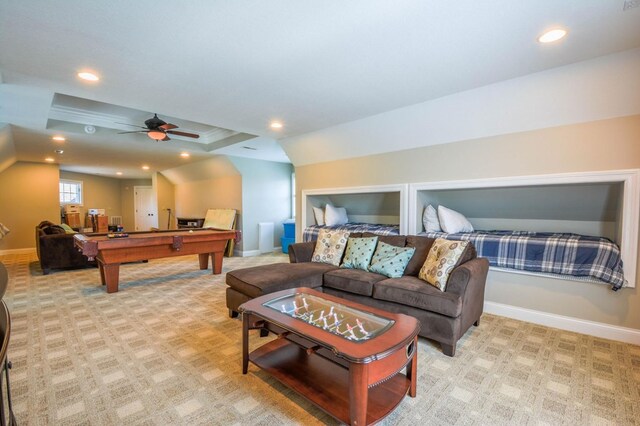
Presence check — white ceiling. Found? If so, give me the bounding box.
[1,0,639,177]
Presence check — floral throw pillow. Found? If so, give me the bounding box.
[419,238,469,291]
[311,229,350,266]
[368,241,415,278]
[341,237,378,271]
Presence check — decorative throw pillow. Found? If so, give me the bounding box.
[341,237,378,271]
[368,241,416,278]
[59,223,77,234]
[324,204,348,226]
[419,238,470,291]
[437,205,474,233]
[423,204,442,232]
[312,206,325,226]
[311,229,350,266]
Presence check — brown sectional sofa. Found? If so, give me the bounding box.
[226,233,489,356]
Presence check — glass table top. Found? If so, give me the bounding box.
[263,292,394,342]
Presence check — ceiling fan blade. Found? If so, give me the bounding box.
[162,135,171,141]
[166,130,200,139]
[118,130,149,134]
[115,122,147,129]
[160,123,178,130]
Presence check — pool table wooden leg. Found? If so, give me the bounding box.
[101,264,120,293]
[198,253,209,270]
[211,251,223,274]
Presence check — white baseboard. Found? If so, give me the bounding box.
[234,248,285,257]
[234,249,262,257]
[484,301,640,345]
[0,247,36,255]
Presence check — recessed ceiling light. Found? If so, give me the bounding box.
[45,157,55,162]
[269,121,283,129]
[538,28,567,43]
[52,136,66,141]
[142,165,150,170]
[54,149,64,154]
[77,71,100,81]
[116,171,123,176]
[180,152,190,158]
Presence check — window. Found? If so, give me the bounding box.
[59,179,83,205]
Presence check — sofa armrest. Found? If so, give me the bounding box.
[446,257,489,297]
[446,258,489,329]
[288,241,316,263]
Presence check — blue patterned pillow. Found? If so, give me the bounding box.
[341,237,378,271]
[368,241,416,278]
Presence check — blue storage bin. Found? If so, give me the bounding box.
[281,237,295,254]
[283,221,295,238]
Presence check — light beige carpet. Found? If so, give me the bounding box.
[1,251,639,425]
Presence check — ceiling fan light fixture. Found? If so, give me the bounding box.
[147,130,166,141]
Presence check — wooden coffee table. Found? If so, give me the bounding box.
[239,288,420,426]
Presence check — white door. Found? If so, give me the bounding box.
[134,186,158,231]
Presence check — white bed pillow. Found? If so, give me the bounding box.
[423,204,441,232]
[437,206,474,233]
[324,204,348,226]
[312,206,325,225]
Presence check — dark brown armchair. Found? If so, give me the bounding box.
[35,221,93,274]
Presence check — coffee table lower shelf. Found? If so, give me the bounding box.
[250,338,411,425]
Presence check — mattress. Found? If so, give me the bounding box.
[303,223,400,243]
[421,230,626,290]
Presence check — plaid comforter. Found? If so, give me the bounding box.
[422,231,626,290]
[303,223,400,243]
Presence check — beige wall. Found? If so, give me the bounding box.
[154,172,175,230]
[60,171,122,226]
[174,175,242,218]
[173,175,242,247]
[120,179,152,231]
[295,115,640,329]
[0,162,60,249]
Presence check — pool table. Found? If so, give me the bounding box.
[74,228,241,293]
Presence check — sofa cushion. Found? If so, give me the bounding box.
[226,262,337,298]
[404,235,436,277]
[311,229,350,266]
[323,268,387,296]
[373,275,463,318]
[362,232,405,248]
[368,242,415,278]
[340,236,378,271]
[419,238,470,291]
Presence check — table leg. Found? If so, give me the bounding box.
[242,313,249,374]
[211,251,223,274]
[98,263,106,286]
[198,253,209,270]
[102,264,121,293]
[349,363,368,426]
[407,336,418,397]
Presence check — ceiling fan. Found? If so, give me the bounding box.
[118,114,200,141]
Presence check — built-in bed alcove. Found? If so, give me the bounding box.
[301,184,409,241]
[408,170,639,289]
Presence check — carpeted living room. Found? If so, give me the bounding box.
[1,1,640,425]
[1,251,638,425]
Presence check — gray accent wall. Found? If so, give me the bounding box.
[230,157,293,252]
